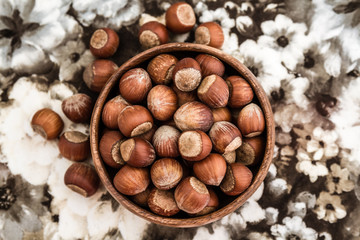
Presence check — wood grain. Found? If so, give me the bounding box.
[90,43,275,228]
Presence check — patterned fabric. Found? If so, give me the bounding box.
[0,0,359,239]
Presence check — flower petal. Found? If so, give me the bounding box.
[261,19,278,36]
[3,218,23,240]
[313,148,324,160]
[307,140,320,153]
[275,14,293,29]
[324,143,339,158]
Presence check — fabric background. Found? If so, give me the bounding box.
[0,0,360,239]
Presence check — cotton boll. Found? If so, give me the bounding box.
[220,212,247,230]
[267,163,277,180]
[249,182,264,202]
[287,201,307,218]
[268,178,288,198]
[265,207,279,225]
[65,189,102,217]
[118,205,149,240]
[274,104,314,133]
[240,200,266,223]
[193,225,230,240]
[87,201,122,238]
[58,207,88,240]
[48,81,76,101]
[47,158,73,203]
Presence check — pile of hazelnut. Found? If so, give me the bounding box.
[29,2,266,217]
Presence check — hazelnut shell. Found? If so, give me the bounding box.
[237,103,265,137]
[113,165,150,196]
[62,93,92,123]
[119,68,152,104]
[90,28,119,58]
[139,21,169,49]
[165,2,196,33]
[31,108,64,140]
[58,131,90,162]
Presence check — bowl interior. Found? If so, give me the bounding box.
[90,43,275,227]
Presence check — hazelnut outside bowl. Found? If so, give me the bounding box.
[90,43,275,227]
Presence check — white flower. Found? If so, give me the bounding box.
[258,14,310,70]
[313,191,346,223]
[268,178,288,198]
[0,0,72,74]
[274,104,313,133]
[326,163,354,194]
[271,216,318,240]
[296,148,329,183]
[50,40,94,82]
[306,127,339,160]
[247,232,273,240]
[72,0,144,29]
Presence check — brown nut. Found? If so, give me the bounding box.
[139,21,169,49]
[102,95,130,129]
[192,188,219,216]
[119,68,152,104]
[195,22,224,49]
[220,163,253,196]
[62,93,92,123]
[174,101,213,132]
[174,176,210,214]
[209,121,242,154]
[171,84,198,107]
[226,76,254,108]
[197,74,229,108]
[120,137,156,167]
[31,108,64,140]
[147,85,178,121]
[172,58,202,92]
[193,153,227,186]
[137,125,157,142]
[195,54,225,77]
[83,59,118,92]
[165,2,196,33]
[237,103,265,137]
[131,187,151,208]
[236,135,265,166]
[117,105,154,137]
[99,130,125,168]
[64,162,100,197]
[147,54,178,85]
[152,125,180,158]
[58,131,90,162]
[211,107,232,122]
[178,130,212,161]
[150,158,183,190]
[113,165,150,196]
[148,188,180,217]
[90,28,119,58]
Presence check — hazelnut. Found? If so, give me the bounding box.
[237,103,265,137]
[211,107,231,122]
[139,21,169,49]
[197,74,229,108]
[174,101,213,132]
[113,165,150,196]
[120,137,156,167]
[131,187,151,208]
[192,188,219,216]
[119,68,152,104]
[58,131,90,162]
[222,151,236,164]
[148,188,180,217]
[195,54,225,77]
[152,125,180,158]
[195,22,224,49]
[165,2,196,33]
[102,95,130,129]
[64,162,99,197]
[90,28,119,58]
[83,59,118,92]
[147,54,178,85]
[31,108,64,140]
[137,125,157,142]
[62,93,92,123]
[220,163,253,196]
[174,176,210,214]
[171,84,198,107]
[193,153,227,186]
[209,121,242,154]
[226,76,254,108]
[147,85,178,121]
[178,130,212,161]
[151,158,183,190]
[172,58,202,92]
[236,136,265,166]
[99,130,125,168]
[117,105,154,137]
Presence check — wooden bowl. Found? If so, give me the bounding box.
[90,43,275,228]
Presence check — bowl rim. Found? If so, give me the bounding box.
[90,43,275,228]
